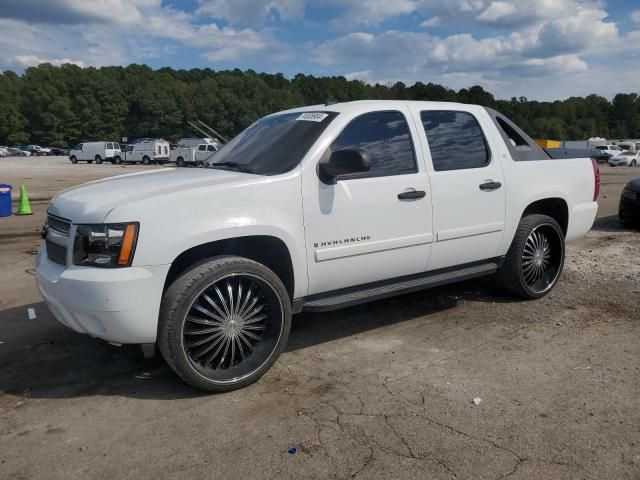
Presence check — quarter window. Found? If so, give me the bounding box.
[331,111,417,178]
[421,111,490,171]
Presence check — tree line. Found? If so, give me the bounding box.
[0,63,638,147]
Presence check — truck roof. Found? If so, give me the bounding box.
[280,100,482,115]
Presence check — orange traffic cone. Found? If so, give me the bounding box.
[15,184,33,215]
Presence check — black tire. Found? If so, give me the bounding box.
[632,160,637,167]
[114,156,122,165]
[70,156,78,164]
[95,155,102,164]
[497,214,565,299]
[177,157,185,167]
[87,160,93,164]
[159,256,291,392]
[142,156,150,165]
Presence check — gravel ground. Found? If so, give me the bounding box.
[0,156,639,479]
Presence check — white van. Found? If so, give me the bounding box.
[69,142,121,164]
[113,139,170,165]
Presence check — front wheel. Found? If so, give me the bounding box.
[497,214,565,299]
[95,155,102,164]
[631,160,637,167]
[114,156,122,165]
[159,256,291,392]
[70,156,78,164]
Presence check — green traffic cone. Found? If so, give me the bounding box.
[15,184,33,215]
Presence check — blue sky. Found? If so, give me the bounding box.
[1,0,639,100]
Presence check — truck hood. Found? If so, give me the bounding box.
[48,167,249,223]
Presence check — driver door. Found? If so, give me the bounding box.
[302,108,433,295]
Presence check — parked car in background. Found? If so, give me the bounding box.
[25,145,52,156]
[37,100,599,392]
[50,147,71,156]
[0,146,9,157]
[113,139,170,164]
[619,178,640,227]
[594,145,623,157]
[608,151,639,167]
[171,140,220,166]
[7,147,30,156]
[69,142,121,164]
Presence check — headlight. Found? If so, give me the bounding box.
[622,189,636,200]
[73,223,139,267]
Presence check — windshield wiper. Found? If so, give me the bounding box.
[208,161,255,174]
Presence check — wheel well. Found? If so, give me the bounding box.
[522,198,568,235]
[164,236,295,300]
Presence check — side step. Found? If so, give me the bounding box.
[298,261,499,313]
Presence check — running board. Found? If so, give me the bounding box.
[296,260,500,313]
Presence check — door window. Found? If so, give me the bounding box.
[421,111,490,171]
[198,145,206,151]
[106,142,113,149]
[331,111,417,178]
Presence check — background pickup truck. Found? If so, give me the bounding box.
[170,143,219,166]
[36,100,599,392]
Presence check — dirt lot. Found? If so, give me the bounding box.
[1,156,639,479]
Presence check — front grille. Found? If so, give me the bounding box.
[47,214,71,236]
[46,240,67,266]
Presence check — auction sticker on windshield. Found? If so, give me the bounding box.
[296,112,329,122]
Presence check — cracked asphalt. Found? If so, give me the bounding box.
[1,157,639,479]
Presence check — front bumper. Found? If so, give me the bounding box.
[35,245,170,344]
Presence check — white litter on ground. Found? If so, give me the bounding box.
[27,308,36,320]
[472,397,482,406]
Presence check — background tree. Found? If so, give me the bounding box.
[0,64,638,146]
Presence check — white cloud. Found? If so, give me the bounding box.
[477,1,517,22]
[14,54,86,68]
[420,16,441,27]
[196,0,305,26]
[632,10,640,23]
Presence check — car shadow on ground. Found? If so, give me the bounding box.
[591,214,637,232]
[0,279,519,401]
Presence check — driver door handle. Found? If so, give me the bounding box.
[479,181,502,191]
[398,190,426,200]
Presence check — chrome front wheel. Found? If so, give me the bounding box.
[159,257,291,392]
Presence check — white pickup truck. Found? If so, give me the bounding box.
[171,142,220,166]
[36,101,599,391]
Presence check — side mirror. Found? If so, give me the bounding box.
[318,148,370,184]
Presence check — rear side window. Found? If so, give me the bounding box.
[198,145,206,151]
[331,111,417,178]
[421,111,489,171]
[485,107,549,161]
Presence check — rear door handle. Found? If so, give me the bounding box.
[398,190,426,200]
[479,181,502,191]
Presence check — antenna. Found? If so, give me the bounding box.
[187,120,229,144]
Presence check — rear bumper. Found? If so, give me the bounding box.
[566,201,598,242]
[35,245,170,344]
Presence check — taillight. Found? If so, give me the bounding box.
[591,158,600,201]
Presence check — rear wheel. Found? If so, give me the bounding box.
[497,214,564,299]
[159,256,291,392]
[177,157,185,167]
[70,156,78,164]
[95,155,102,164]
[632,160,637,167]
[142,155,150,165]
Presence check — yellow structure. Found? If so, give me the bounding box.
[535,139,561,149]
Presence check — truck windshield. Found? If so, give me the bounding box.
[206,111,338,175]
